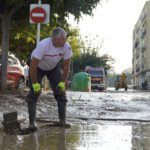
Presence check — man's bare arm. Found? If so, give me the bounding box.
[30,57,40,83]
[62,58,71,83]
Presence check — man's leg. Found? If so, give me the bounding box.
[55,94,67,125]
[46,66,69,126]
[27,101,37,130]
[27,67,45,130]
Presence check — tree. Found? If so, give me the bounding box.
[0,0,102,90]
[73,47,115,74]
[9,24,81,63]
[0,0,30,90]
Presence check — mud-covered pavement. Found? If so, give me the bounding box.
[1,88,150,149]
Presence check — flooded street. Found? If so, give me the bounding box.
[1,88,150,150]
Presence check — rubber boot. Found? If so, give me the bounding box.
[57,100,66,123]
[28,102,38,131]
[57,100,71,128]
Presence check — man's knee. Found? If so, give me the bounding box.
[26,93,39,103]
[54,94,68,102]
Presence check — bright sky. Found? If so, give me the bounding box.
[69,0,147,73]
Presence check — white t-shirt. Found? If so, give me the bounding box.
[31,37,73,71]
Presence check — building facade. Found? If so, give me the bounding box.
[133,1,150,89]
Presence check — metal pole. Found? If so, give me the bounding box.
[36,0,41,46]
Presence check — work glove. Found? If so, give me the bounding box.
[57,81,65,94]
[32,83,41,95]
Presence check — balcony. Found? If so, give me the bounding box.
[136,54,139,59]
[134,40,139,48]
[136,67,140,73]
[141,13,146,22]
[142,46,146,53]
[141,28,146,38]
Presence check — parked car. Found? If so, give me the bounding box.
[0,54,25,89]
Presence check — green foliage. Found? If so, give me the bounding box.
[73,48,115,74]
[9,23,37,62]
[0,0,102,89]
[9,22,81,63]
[0,0,102,62]
[67,28,81,58]
[1,0,101,22]
[61,0,100,19]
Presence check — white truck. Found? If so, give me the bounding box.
[85,66,107,91]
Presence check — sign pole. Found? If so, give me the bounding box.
[30,1,50,45]
[36,0,41,46]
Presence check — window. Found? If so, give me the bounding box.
[0,55,19,65]
[8,56,18,65]
[89,70,104,76]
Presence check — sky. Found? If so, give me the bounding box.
[69,0,147,73]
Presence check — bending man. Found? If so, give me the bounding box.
[27,27,73,130]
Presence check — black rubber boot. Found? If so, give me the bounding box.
[57,100,66,124]
[28,102,38,131]
[57,99,71,128]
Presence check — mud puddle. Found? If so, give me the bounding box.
[1,89,150,149]
[1,122,150,150]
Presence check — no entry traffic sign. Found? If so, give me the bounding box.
[30,4,50,24]
[30,7,46,23]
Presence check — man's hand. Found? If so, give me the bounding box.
[32,83,41,94]
[57,81,65,94]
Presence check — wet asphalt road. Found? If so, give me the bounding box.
[1,88,150,150]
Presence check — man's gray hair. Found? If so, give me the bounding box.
[52,27,67,38]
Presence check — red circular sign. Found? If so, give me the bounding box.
[30,7,46,23]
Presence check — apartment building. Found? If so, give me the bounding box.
[133,1,150,89]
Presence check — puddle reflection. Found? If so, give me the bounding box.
[72,125,132,150]
[0,124,133,150]
[1,123,150,150]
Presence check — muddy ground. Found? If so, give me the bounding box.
[1,89,150,149]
